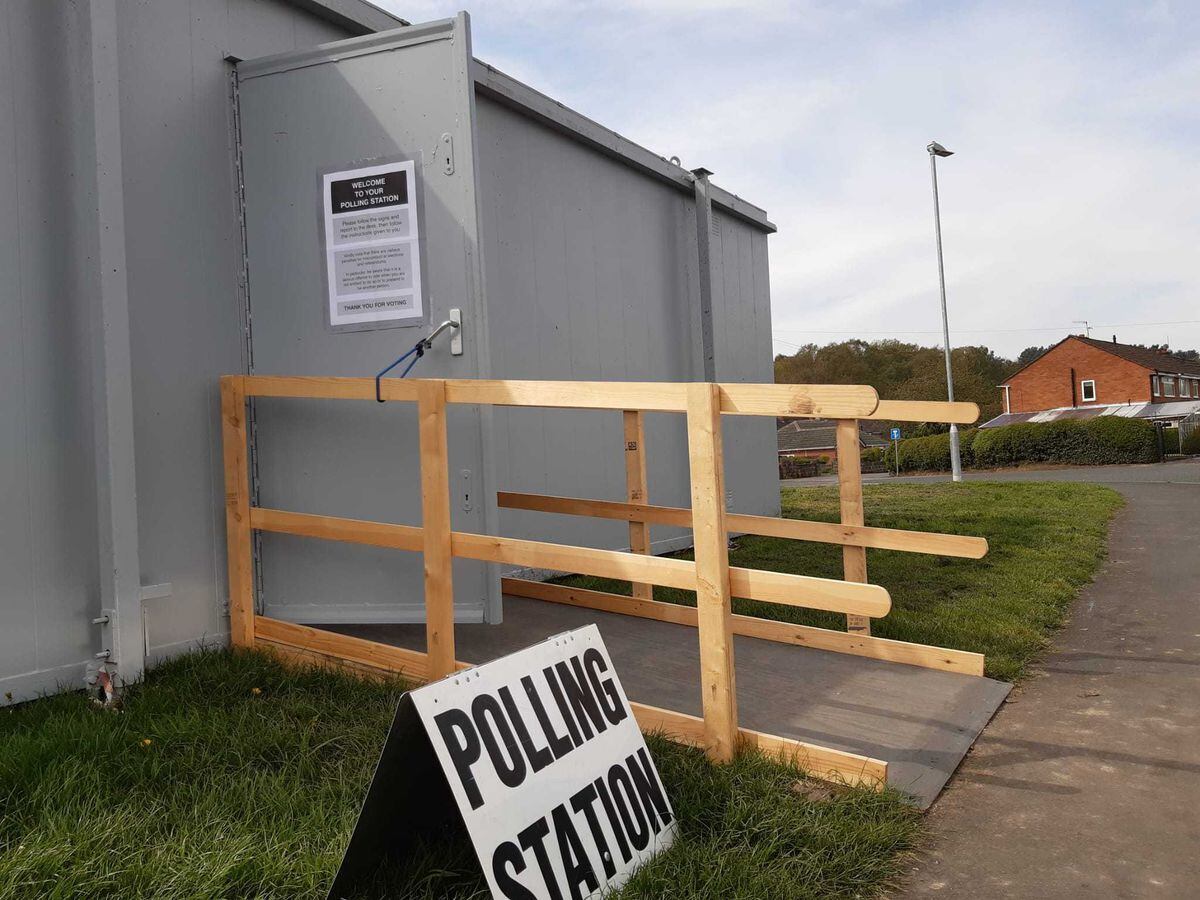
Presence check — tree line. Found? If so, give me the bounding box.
[774,339,1198,430]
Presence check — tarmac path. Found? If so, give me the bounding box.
[820,461,1200,898]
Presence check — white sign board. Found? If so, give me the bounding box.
[412,625,676,899]
[321,159,424,329]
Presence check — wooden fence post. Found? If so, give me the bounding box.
[220,375,255,648]
[685,383,738,762]
[836,418,870,635]
[418,379,457,680]
[623,410,653,601]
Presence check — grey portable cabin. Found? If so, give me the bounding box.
[0,2,777,706]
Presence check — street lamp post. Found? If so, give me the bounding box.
[928,140,962,483]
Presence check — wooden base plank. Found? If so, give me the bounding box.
[502,578,985,677]
[630,701,887,789]
[250,615,886,789]
[253,615,471,682]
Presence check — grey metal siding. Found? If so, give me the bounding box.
[0,2,100,703]
[1,4,780,701]
[711,212,781,522]
[112,0,350,660]
[475,94,778,561]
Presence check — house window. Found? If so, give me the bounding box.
[1152,375,1160,395]
[1163,376,1176,398]
[1080,379,1096,402]
[1193,380,1199,399]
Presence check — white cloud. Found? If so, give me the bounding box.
[375,1,1200,356]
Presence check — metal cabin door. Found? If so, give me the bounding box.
[236,15,497,625]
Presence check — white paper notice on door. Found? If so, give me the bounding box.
[321,159,425,330]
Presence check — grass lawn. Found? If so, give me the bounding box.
[564,482,1124,682]
[0,482,1120,898]
[0,651,920,899]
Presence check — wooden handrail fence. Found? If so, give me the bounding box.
[222,375,985,789]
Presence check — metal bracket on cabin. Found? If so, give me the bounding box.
[374,311,463,402]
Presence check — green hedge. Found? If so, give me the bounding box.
[976,417,1158,467]
[885,417,1159,472]
[1183,428,1200,455]
[883,428,977,472]
[1162,427,1180,455]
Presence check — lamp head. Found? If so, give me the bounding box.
[927,141,954,157]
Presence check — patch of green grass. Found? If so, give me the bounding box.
[1,483,1117,897]
[564,482,1123,682]
[0,651,920,899]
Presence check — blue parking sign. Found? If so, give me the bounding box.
[889,427,901,440]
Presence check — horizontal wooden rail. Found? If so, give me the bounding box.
[249,506,892,618]
[254,615,472,681]
[238,375,880,419]
[629,702,886,787]
[237,376,981,423]
[236,377,978,424]
[867,399,980,424]
[498,491,988,559]
[502,578,985,676]
[250,507,424,551]
[239,374,419,402]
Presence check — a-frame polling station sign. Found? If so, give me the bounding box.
[328,625,676,899]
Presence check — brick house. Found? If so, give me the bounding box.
[777,419,888,458]
[983,335,1200,429]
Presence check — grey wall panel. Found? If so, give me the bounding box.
[475,94,777,563]
[112,0,349,656]
[713,213,780,521]
[0,2,100,703]
[237,19,493,624]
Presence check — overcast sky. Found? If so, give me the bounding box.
[377,1,1199,359]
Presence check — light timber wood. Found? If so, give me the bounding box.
[248,506,892,617]
[717,383,879,418]
[499,491,692,525]
[243,374,419,402]
[496,491,988,559]
[629,701,887,788]
[220,376,254,648]
[257,639,420,684]
[242,376,878,418]
[836,420,871,635]
[250,507,424,552]
[240,377,969,422]
[501,578,985,676]
[457,532,890,616]
[738,724,888,787]
[686,383,739,762]
[726,511,988,559]
[254,615,470,680]
[449,379,879,417]
[730,566,888,615]
[623,410,653,601]
[503,578,698,626]
[868,399,979,424]
[446,380,688,412]
[418,380,456,680]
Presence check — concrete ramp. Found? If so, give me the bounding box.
[332,596,1011,809]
